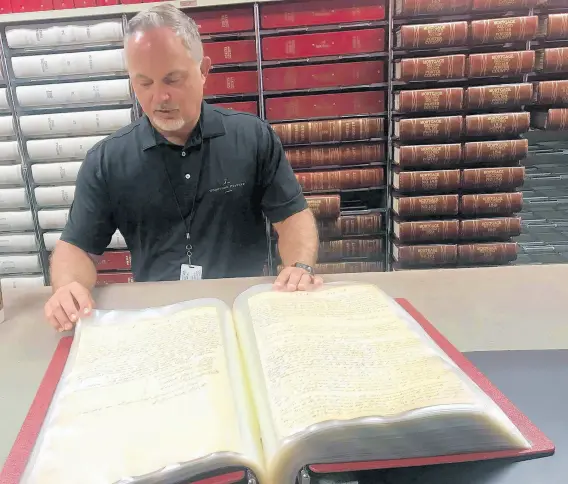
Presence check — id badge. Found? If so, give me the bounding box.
[180,264,203,280]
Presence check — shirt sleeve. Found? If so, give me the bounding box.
[258,121,308,223]
[60,147,117,255]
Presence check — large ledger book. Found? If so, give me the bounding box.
[7,284,554,484]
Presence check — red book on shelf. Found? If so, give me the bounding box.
[262,28,385,61]
[190,6,255,34]
[204,39,257,65]
[94,251,132,271]
[204,70,258,96]
[53,0,73,8]
[73,0,96,6]
[265,90,385,121]
[96,272,134,285]
[263,60,384,91]
[0,299,554,484]
[0,0,11,13]
[96,0,119,5]
[260,0,386,29]
[120,0,142,4]
[11,0,53,11]
[212,101,258,115]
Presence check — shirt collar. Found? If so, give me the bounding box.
[140,101,226,151]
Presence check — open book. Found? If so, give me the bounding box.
[21,283,538,484]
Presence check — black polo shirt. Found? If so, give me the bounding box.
[61,102,307,282]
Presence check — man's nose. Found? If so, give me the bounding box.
[155,89,171,103]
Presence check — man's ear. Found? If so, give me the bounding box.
[200,56,212,82]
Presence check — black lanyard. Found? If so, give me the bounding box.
[161,144,205,266]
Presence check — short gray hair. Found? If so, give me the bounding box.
[125,4,203,62]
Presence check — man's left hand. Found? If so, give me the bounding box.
[273,265,323,292]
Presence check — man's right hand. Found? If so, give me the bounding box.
[44,282,95,332]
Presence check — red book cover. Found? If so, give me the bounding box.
[96,272,134,285]
[204,71,258,96]
[0,0,11,13]
[190,7,255,34]
[95,251,132,271]
[96,0,119,5]
[73,0,96,6]
[265,91,385,121]
[11,0,53,11]
[260,0,386,29]
[263,60,384,91]
[53,0,73,8]
[120,0,142,3]
[204,40,257,65]
[0,299,554,484]
[213,101,258,115]
[262,29,385,61]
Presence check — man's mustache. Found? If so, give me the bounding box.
[155,104,180,111]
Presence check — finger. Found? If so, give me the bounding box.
[70,285,94,317]
[52,306,72,332]
[59,292,80,330]
[273,267,292,291]
[297,273,313,291]
[313,276,324,288]
[45,304,64,332]
[285,268,304,291]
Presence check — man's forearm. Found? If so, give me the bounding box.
[275,209,319,267]
[50,240,98,291]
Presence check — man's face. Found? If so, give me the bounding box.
[125,27,210,135]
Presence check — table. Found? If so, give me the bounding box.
[1,264,567,482]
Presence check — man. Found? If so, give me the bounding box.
[44,4,322,332]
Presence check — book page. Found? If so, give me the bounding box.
[25,305,245,484]
[244,284,478,439]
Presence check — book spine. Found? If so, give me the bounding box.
[318,213,382,238]
[265,91,385,121]
[396,116,463,141]
[536,47,568,73]
[396,55,466,82]
[306,195,341,219]
[394,169,461,193]
[192,6,254,34]
[297,168,384,191]
[262,29,385,61]
[468,51,535,77]
[465,112,530,137]
[545,14,568,41]
[545,109,568,130]
[460,192,524,215]
[393,194,460,216]
[463,139,528,165]
[397,22,468,49]
[272,118,384,145]
[458,242,518,264]
[394,243,458,266]
[471,0,538,10]
[286,143,385,169]
[95,251,132,271]
[96,272,134,285]
[396,87,464,113]
[263,60,385,91]
[203,71,258,96]
[277,261,384,274]
[396,143,462,169]
[461,167,525,191]
[396,0,470,16]
[470,16,538,44]
[459,216,522,240]
[394,219,460,243]
[536,80,568,105]
[203,40,257,65]
[465,83,533,110]
[260,0,386,29]
[319,238,383,261]
[213,101,258,115]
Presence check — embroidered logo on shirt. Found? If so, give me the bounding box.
[209,178,245,194]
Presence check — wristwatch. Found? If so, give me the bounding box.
[294,262,315,276]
